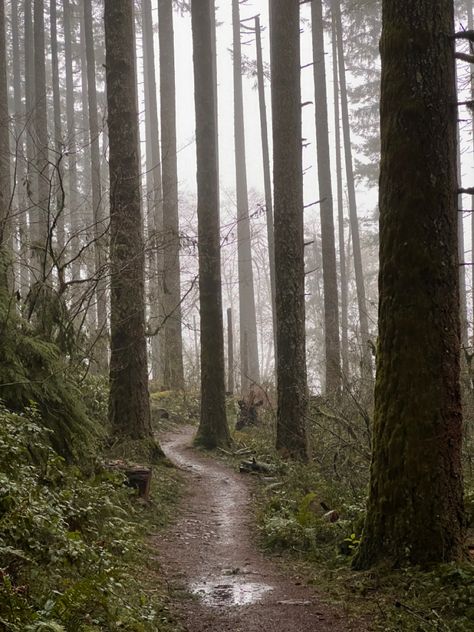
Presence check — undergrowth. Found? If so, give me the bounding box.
[0,402,182,632]
[0,281,98,462]
[232,390,474,632]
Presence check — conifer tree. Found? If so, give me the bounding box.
[354,0,465,568]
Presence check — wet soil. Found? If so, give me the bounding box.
[155,426,367,632]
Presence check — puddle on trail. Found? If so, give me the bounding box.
[191,578,272,607]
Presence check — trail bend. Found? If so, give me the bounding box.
[155,426,365,632]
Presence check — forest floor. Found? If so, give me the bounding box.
[153,425,368,632]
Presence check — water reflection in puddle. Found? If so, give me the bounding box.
[191,578,272,607]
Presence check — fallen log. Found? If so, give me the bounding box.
[239,457,275,475]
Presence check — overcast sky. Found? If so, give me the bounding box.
[161,1,370,227]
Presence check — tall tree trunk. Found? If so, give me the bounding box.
[143,0,164,384]
[50,0,65,265]
[270,0,308,461]
[32,0,50,281]
[232,0,260,394]
[24,0,35,282]
[469,0,474,345]
[331,10,349,382]
[84,0,108,371]
[11,0,29,295]
[193,313,199,384]
[0,0,11,288]
[332,0,372,378]
[210,0,219,181]
[191,0,230,449]
[354,0,464,569]
[255,15,277,367]
[456,100,468,347]
[63,0,80,283]
[311,0,341,395]
[78,0,94,304]
[227,307,234,395]
[105,0,154,443]
[312,236,325,391]
[158,0,184,390]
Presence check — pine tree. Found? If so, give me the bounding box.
[232,0,260,394]
[191,0,230,449]
[142,0,165,384]
[32,0,50,281]
[0,0,11,289]
[354,0,465,569]
[105,0,155,446]
[270,0,308,460]
[311,0,341,395]
[84,0,108,371]
[158,0,184,390]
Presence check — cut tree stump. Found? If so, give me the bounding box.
[107,461,152,500]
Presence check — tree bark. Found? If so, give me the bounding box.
[158,0,184,390]
[143,0,165,384]
[227,307,234,395]
[232,0,260,394]
[24,0,35,283]
[105,0,153,441]
[63,0,80,283]
[191,0,230,449]
[50,0,65,268]
[84,0,108,371]
[311,0,341,395]
[32,0,50,282]
[11,0,29,295]
[468,0,474,346]
[270,0,308,461]
[331,11,349,382]
[0,0,11,289]
[456,95,468,347]
[255,15,277,368]
[78,0,94,302]
[332,0,372,378]
[354,0,465,568]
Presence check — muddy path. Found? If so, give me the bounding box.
[155,426,366,632]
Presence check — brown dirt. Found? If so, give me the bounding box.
[153,426,368,632]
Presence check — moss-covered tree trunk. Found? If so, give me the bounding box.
[469,0,474,349]
[270,0,308,461]
[354,0,465,569]
[105,0,153,442]
[192,0,230,449]
[158,0,184,391]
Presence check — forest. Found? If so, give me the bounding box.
[0,0,474,630]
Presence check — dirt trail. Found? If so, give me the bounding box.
[155,426,366,632]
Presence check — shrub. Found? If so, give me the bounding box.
[0,405,172,631]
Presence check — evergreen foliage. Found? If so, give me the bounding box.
[0,259,98,462]
[0,405,177,631]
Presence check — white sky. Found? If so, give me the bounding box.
[162,1,377,226]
